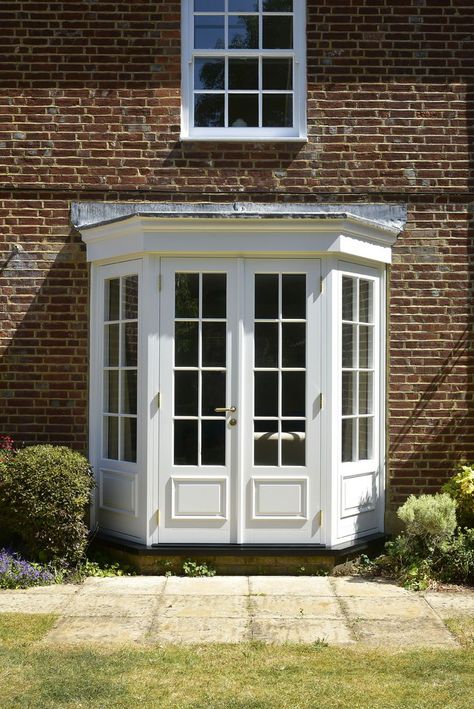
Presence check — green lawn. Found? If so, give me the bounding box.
[0,614,472,709]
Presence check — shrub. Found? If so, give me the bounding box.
[0,548,55,589]
[443,464,474,529]
[397,493,457,550]
[0,445,94,564]
[182,559,216,577]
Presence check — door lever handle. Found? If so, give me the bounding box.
[214,406,237,413]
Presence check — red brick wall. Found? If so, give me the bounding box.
[0,2,473,512]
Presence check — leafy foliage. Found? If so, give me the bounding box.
[442,464,474,529]
[0,548,55,589]
[397,493,457,549]
[182,559,216,577]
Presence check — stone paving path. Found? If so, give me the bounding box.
[1,576,472,647]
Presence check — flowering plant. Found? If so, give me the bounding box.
[0,548,55,589]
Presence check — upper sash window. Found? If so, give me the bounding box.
[181,0,307,141]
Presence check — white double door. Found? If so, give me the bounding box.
[158,258,322,544]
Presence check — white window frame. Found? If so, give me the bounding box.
[181,0,307,141]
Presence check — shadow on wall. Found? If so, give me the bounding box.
[0,232,89,451]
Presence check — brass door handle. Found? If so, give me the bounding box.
[214,406,237,413]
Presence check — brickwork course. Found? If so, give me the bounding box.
[0,1,473,520]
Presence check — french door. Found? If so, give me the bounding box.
[158,258,322,544]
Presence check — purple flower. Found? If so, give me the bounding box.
[0,548,55,589]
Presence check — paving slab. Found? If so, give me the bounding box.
[424,592,474,618]
[158,594,248,618]
[353,617,459,648]
[44,616,151,645]
[249,576,333,596]
[81,576,166,595]
[0,592,75,614]
[251,618,354,645]
[332,577,413,598]
[148,617,250,644]
[63,593,157,617]
[250,594,343,620]
[341,596,438,621]
[164,576,249,596]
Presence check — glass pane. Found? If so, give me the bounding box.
[122,274,138,320]
[194,94,225,127]
[229,58,258,90]
[202,273,226,318]
[194,58,225,90]
[262,94,293,127]
[359,418,373,460]
[282,420,305,466]
[175,371,198,416]
[202,322,226,367]
[255,274,279,319]
[254,420,278,466]
[174,420,198,465]
[255,371,278,416]
[122,322,138,367]
[342,324,356,368]
[201,420,226,465]
[282,323,305,367]
[359,280,372,323]
[176,273,199,318]
[175,322,199,367]
[359,325,373,369]
[104,370,119,413]
[105,324,119,367]
[121,370,137,415]
[255,322,278,368]
[282,371,305,416]
[104,416,118,460]
[342,276,355,321]
[195,0,224,10]
[105,278,120,321]
[121,418,137,463]
[359,372,373,415]
[202,371,226,415]
[342,418,355,463]
[263,16,293,48]
[229,0,258,11]
[263,0,293,10]
[262,58,293,90]
[342,371,355,416]
[229,15,258,48]
[194,15,225,49]
[228,94,259,128]
[282,275,305,319]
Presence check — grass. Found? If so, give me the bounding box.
[445,615,474,648]
[0,614,473,708]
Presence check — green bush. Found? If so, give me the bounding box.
[397,493,457,550]
[0,445,94,564]
[443,464,474,529]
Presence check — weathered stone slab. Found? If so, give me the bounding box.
[424,592,474,618]
[0,592,74,614]
[342,596,437,621]
[148,617,250,644]
[251,618,354,645]
[250,594,343,619]
[44,616,151,645]
[63,593,157,617]
[163,576,249,596]
[353,618,459,648]
[81,576,166,595]
[332,577,413,598]
[249,576,333,596]
[157,594,248,618]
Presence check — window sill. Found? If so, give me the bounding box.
[180,134,308,143]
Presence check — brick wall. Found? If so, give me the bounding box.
[0,1,473,513]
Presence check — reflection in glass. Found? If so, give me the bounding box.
[121,370,137,415]
[263,0,293,10]
[122,322,138,367]
[342,418,354,463]
[229,58,259,89]
[282,323,305,367]
[263,94,292,127]
[175,273,199,318]
[202,371,226,415]
[342,276,355,321]
[201,420,226,465]
[282,420,305,466]
[229,15,258,48]
[359,417,373,460]
[194,94,225,127]
[359,280,372,323]
[202,273,226,318]
[175,322,199,367]
[282,371,305,416]
[194,15,225,49]
[105,278,120,321]
[174,420,198,465]
[255,322,278,367]
[105,324,119,367]
[359,325,373,369]
[175,371,198,416]
[202,322,226,367]
[262,58,293,89]
[194,58,225,90]
[359,372,373,415]
[342,371,355,416]
[263,16,292,48]
[255,371,278,416]
[255,274,279,319]
[282,275,305,318]
[122,417,137,463]
[122,275,138,320]
[229,0,258,11]
[105,370,119,413]
[342,324,355,369]
[194,0,224,11]
[254,420,278,466]
[105,416,118,460]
